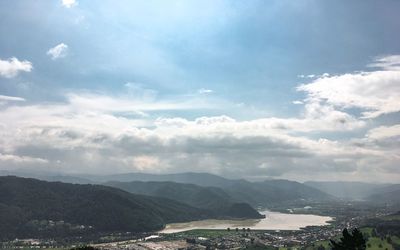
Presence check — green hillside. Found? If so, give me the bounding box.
[106,181,264,219]
[98,172,333,206]
[0,176,209,240]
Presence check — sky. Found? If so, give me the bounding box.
[0,0,399,182]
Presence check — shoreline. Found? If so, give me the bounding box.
[160,210,334,234]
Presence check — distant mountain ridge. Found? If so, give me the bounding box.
[364,184,400,204]
[0,171,335,207]
[105,181,264,219]
[90,172,236,187]
[304,181,396,200]
[224,179,335,207]
[0,170,94,184]
[97,172,334,207]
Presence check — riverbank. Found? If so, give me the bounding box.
[160,210,333,233]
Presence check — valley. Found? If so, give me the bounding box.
[0,172,399,249]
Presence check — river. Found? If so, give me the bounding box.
[160,210,333,233]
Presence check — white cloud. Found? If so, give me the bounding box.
[0,57,32,78]
[0,91,390,181]
[1,56,400,181]
[0,95,25,102]
[368,55,400,70]
[0,153,48,164]
[297,55,400,118]
[366,124,400,140]
[298,73,329,79]
[47,43,68,60]
[156,107,365,134]
[62,0,77,8]
[198,88,214,94]
[66,92,214,114]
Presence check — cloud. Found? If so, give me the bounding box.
[0,57,32,78]
[297,74,317,78]
[366,124,400,140]
[65,92,215,114]
[368,55,400,70]
[61,0,77,8]
[47,43,68,60]
[198,88,214,94]
[156,106,365,134]
[0,95,25,102]
[124,82,158,100]
[1,56,400,181]
[0,90,395,182]
[0,153,48,164]
[297,55,400,118]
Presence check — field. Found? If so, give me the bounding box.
[361,226,398,250]
[280,227,400,250]
[366,237,394,250]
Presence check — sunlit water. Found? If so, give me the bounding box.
[160,210,333,233]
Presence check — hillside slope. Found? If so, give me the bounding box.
[1,171,334,208]
[223,179,334,207]
[104,174,333,208]
[0,176,209,240]
[107,173,335,207]
[105,181,264,219]
[365,189,400,204]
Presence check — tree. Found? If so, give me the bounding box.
[330,228,366,250]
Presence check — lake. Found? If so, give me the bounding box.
[160,210,333,233]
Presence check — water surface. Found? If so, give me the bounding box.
[161,210,333,233]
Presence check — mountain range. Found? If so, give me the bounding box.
[0,170,335,206]
[364,184,400,204]
[1,170,399,240]
[304,181,400,203]
[2,170,398,203]
[0,175,264,240]
[106,180,263,219]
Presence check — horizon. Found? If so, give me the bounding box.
[1,0,400,183]
[1,169,398,185]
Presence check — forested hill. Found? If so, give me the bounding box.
[105,181,264,219]
[0,176,209,240]
[102,174,333,207]
[224,179,334,207]
[0,171,334,207]
[365,189,400,204]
